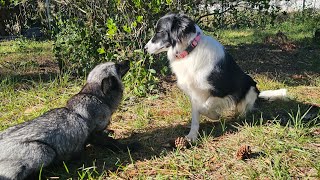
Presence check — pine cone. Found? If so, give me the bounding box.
[174,137,188,149]
[236,145,251,160]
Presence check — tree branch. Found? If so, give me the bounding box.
[53,0,87,14]
[196,6,233,23]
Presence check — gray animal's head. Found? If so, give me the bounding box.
[87,60,130,85]
[80,60,130,107]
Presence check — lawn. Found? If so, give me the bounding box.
[0,17,319,179]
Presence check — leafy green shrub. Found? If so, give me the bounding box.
[53,19,164,96]
[54,20,107,75]
[123,50,159,96]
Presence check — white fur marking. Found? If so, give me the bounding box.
[145,40,168,54]
[237,86,258,116]
[201,95,236,119]
[186,106,200,142]
[259,89,287,101]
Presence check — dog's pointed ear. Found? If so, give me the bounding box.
[101,76,119,95]
[170,14,196,45]
[115,60,130,78]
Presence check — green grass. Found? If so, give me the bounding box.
[214,14,320,45]
[111,112,319,179]
[0,74,83,129]
[0,39,54,77]
[0,15,320,179]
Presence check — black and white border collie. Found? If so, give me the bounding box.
[145,13,287,142]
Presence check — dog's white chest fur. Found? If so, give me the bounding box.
[169,35,229,119]
[171,59,209,103]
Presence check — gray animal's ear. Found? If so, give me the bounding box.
[101,76,119,95]
[115,60,130,77]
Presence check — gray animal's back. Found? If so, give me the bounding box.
[0,108,89,161]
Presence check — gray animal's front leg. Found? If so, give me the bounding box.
[88,130,139,152]
[185,104,200,142]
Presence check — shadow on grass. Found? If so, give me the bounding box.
[0,72,61,92]
[41,98,319,179]
[226,37,320,87]
[0,48,58,86]
[1,72,59,83]
[0,57,60,87]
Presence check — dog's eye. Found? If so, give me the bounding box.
[156,31,163,34]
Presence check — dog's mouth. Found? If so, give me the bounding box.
[144,39,171,54]
[152,46,166,54]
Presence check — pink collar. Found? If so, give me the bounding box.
[175,32,201,59]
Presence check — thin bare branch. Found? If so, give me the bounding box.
[196,6,233,23]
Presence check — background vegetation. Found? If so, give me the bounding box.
[0,0,319,179]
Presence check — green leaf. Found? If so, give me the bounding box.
[122,25,132,33]
[106,18,118,36]
[148,69,156,74]
[131,21,137,28]
[97,47,106,54]
[136,16,143,23]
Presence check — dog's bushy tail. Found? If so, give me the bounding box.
[258,88,288,101]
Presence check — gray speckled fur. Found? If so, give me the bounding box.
[0,61,130,180]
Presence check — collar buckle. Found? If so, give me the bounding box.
[175,32,201,60]
[175,51,188,59]
[191,40,198,47]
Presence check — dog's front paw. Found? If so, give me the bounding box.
[185,133,198,143]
